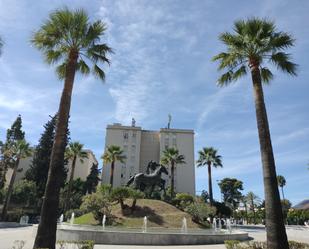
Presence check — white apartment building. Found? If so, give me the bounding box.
[102,123,195,195]
[5,149,98,187]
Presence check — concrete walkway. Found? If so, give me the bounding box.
[0,225,308,249]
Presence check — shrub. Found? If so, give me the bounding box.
[224,241,309,249]
[128,188,144,212]
[57,240,94,249]
[110,187,131,210]
[11,180,37,206]
[174,192,194,210]
[224,240,240,249]
[287,209,309,225]
[186,202,216,226]
[80,185,113,224]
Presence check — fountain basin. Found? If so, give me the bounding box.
[56,224,248,245]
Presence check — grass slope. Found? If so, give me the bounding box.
[75,199,204,229]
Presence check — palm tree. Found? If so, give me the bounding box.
[196,147,222,205]
[246,191,260,225]
[212,18,297,249]
[64,142,88,212]
[31,8,112,249]
[277,175,286,200]
[241,195,248,224]
[102,145,126,188]
[160,147,185,198]
[1,140,32,220]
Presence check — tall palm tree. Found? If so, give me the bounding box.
[277,175,286,200]
[212,18,297,249]
[64,142,88,212]
[196,147,222,205]
[31,8,112,249]
[241,195,248,224]
[160,147,185,198]
[1,140,32,220]
[246,191,260,225]
[102,145,126,188]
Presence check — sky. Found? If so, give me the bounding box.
[0,0,308,205]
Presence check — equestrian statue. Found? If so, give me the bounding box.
[126,161,168,196]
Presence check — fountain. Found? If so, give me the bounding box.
[142,216,147,233]
[226,218,232,233]
[70,212,75,225]
[59,214,64,224]
[218,218,222,231]
[102,215,106,230]
[212,218,217,231]
[181,217,188,233]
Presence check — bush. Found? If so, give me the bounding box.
[128,188,144,212]
[60,178,86,211]
[287,209,309,225]
[224,240,240,249]
[6,210,24,222]
[186,201,216,226]
[11,180,37,206]
[80,193,112,224]
[80,185,113,224]
[110,187,131,210]
[224,241,309,249]
[173,192,194,210]
[57,240,94,249]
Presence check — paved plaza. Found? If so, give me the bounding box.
[0,225,308,249]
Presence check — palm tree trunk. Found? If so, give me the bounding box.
[281,187,285,200]
[171,162,175,198]
[251,199,256,225]
[64,156,77,213]
[250,66,289,249]
[244,202,248,224]
[208,162,213,205]
[110,161,115,187]
[33,50,78,249]
[1,158,20,220]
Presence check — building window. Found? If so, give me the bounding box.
[164,134,169,148]
[132,132,137,143]
[131,155,135,162]
[172,134,177,147]
[123,131,129,142]
[131,144,136,154]
[123,145,128,157]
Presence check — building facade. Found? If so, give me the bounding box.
[102,123,195,195]
[5,149,98,187]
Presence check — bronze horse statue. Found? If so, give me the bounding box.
[126,161,168,196]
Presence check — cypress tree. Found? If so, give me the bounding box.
[84,163,100,194]
[0,115,25,189]
[25,115,69,206]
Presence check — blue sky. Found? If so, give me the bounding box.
[0,0,308,205]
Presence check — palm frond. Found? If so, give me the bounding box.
[217,70,233,86]
[56,62,67,79]
[270,52,297,75]
[93,64,105,81]
[260,67,273,84]
[232,65,247,81]
[77,59,90,75]
[44,49,63,64]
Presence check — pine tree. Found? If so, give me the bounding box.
[0,115,25,189]
[84,163,100,194]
